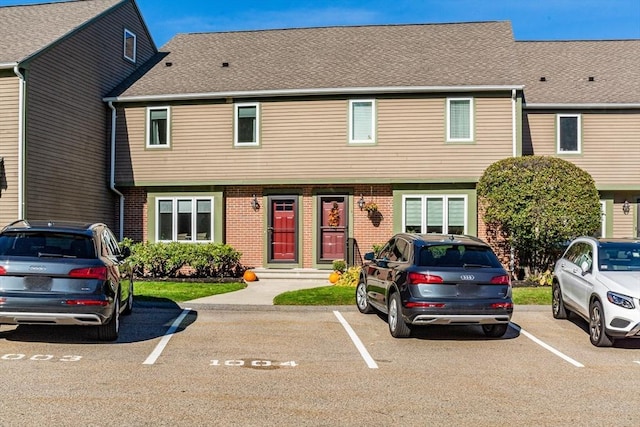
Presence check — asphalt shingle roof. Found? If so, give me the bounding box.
[518,40,640,105]
[115,21,522,99]
[0,0,123,65]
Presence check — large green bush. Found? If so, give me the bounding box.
[477,156,601,275]
[121,239,244,278]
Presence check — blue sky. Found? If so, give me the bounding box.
[3,0,639,47]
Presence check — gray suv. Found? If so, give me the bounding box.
[0,220,132,341]
[357,233,513,338]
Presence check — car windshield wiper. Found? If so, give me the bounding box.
[463,263,490,268]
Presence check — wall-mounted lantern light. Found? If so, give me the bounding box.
[623,200,631,215]
[251,194,260,211]
[357,194,366,210]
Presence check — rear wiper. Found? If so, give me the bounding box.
[463,263,490,268]
[38,252,74,258]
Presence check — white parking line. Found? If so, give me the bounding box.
[143,308,192,365]
[513,324,585,368]
[333,311,378,369]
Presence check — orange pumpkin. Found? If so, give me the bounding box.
[243,270,258,282]
[329,271,341,284]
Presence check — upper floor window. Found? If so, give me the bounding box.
[124,29,137,63]
[349,99,375,143]
[146,107,170,148]
[446,98,473,142]
[157,197,213,242]
[235,103,259,146]
[403,195,467,235]
[557,114,581,153]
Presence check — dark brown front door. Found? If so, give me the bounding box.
[268,197,297,262]
[319,196,347,262]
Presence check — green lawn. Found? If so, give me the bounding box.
[134,281,246,302]
[134,280,552,305]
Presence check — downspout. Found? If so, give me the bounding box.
[511,89,517,158]
[108,101,125,240]
[13,66,25,218]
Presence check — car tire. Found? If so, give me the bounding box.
[356,277,374,314]
[388,293,411,338]
[97,293,120,342]
[482,324,509,338]
[122,279,134,316]
[589,300,613,347]
[552,282,568,319]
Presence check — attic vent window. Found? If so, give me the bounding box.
[222,62,229,68]
[539,77,546,82]
[123,29,137,63]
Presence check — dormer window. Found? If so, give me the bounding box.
[124,29,137,63]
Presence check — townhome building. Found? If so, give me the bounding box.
[518,40,640,239]
[105,21,526,269]
[0,0,155,226]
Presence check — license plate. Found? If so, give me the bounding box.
[24,276,53,291]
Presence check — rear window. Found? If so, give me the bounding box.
[418,244,502,268]
[0,232,96,259]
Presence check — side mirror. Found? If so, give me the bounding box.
[120,245,131,259]
[364,252,375,261]
[581,260,591,274]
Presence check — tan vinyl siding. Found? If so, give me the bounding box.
[116,95,515,185]
[23,2,155,226]
[526,111,640,187]
[0,75,20,223]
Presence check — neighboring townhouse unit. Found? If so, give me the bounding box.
[0,0,156,229]
[518,40,640,238]
[106,22,525,269]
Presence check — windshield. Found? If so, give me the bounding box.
[0,232,96,259]
[599,243,640,271]
[418,244,503,268]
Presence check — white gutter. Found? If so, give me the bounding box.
[1,62,18,69]
[104,85,525,103]
[525,103,640,109]
[108,101,125,240]
[512,89,517,157]
[13,65,25,219]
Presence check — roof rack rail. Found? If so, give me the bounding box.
[2,219,30,231]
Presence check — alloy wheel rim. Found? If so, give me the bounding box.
[356,284,366,309]
[389,300,397,331]
[552,288,560,314]
[590,306,601,341]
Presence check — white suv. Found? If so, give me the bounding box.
[552,237,640,347]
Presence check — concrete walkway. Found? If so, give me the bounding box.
[185,277,330,305]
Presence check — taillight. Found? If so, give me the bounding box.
[63,300,108,306]
[407,272,443,284]
[490,274,511,285]
[0,266,6,275]
[491,302,513,309]
[69,266,107,280]
[405,302,446,308]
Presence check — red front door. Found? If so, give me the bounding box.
[269,197,297,262]
[319,196,347,262]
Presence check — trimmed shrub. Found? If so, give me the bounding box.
[121,239,244,279]
[478,156,601,275]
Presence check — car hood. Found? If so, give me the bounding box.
[597,271,640,298]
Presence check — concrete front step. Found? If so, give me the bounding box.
[249,268,331,284]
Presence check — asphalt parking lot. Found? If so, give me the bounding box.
[1,304,639,426]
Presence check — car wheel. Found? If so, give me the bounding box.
[356,277,374,314]
[122,279,134,316]
[97,292,120,342]
[482,324,509,338]
[589,300,613,347]
[552,282,568,319]
[388,293,411,338]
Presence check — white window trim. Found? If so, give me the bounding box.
[146,106,170,148]
[123,29,137,63]
[446,97,474,142]
[556,113,581,154]
[348,99,376,144]
[234,103,260,146]
[402,194,468,234]
[155,197,215,243]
